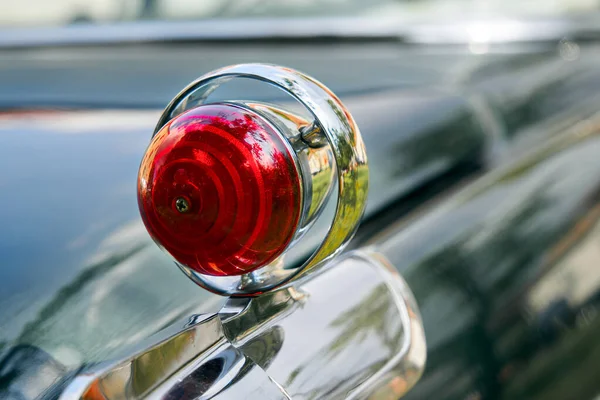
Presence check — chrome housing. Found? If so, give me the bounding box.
[59,251,425,400]
[241,101,336,233]
[151,64,368,296]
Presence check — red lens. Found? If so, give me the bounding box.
[138,104,302,276]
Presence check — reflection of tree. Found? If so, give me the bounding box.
[0,345,67,399]
[327,284,400,358]
[276,78,369,255]
[18,244,147,344]
[326,99,354,143]
[239,326,284,370]
[472,194,554,300]
[285,283,403,399]
[402,186,555,400]
[392,109,483,180]
[130,326,197,396]
[403,243,502,400]
[501,301,600,400]
[408,184,555,306]
[496,72,581,137]
[223,290,295,343]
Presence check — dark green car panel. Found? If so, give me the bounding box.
[1,36,600,399]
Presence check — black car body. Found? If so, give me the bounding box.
[2,5,600,399]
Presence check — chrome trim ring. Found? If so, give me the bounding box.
[153,63,368,296]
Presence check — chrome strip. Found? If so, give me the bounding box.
[59,250,426,399]
[349,250,427,399]
[59,314,226,400]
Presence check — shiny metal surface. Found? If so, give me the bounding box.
[59,313,289,400]
[59,251,425,399]
[240,101,335,235]
[221,251,425,400]
[151,64,368,296]
[59,314,224,399]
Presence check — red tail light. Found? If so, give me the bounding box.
[138,64,368,296]
[138,104,302,276]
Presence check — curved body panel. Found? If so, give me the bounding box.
[2,26,600,399]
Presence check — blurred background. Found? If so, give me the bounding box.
[0,0,599,26]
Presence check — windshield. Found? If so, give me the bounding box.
[0,0,598,28]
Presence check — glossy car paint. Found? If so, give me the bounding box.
[1,35,600,398]
[373,111,600,400]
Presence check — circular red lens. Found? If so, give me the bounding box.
[138,104,302,276]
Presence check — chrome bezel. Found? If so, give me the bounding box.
[152,64,368,296]
[239,101,336,239]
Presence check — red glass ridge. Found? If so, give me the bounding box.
[138,104,302,276]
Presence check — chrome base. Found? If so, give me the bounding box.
[59,251,425,400]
